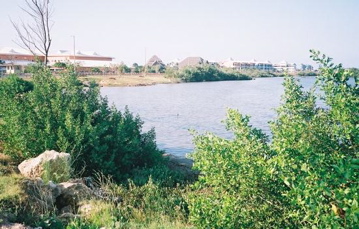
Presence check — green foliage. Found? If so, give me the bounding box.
[189,50,359,228]
[239,69,284,78]
[53,62,67,68]
[189,110,288,228]
[0,174,23,211]
[176,65,252,82]
[41,157,71,183]
[91,67,101,73]
[118,64,131,74]
[297,71,318,76]
[0,66,164,182]
[68,177,192,229]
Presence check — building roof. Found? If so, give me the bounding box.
[0,47,34,56]
[146,55,164,67]
[178,56,206,68]
[50,50,112,58]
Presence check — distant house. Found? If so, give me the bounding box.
[146,55,165,68]
[178,57,207,69]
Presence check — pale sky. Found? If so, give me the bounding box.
[1,0,358,67]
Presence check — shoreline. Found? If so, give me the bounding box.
[78,74,180,87]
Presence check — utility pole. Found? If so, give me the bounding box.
[144,47,147,76]
[71,35,76,71]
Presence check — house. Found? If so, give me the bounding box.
[178,57,207,69]
[146,55,165,68]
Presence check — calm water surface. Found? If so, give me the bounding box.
[101,77,316,157]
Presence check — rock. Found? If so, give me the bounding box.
[48,181,62,199]
[18,150,70,182]
[22,178,56,214]
[56,180,92,211]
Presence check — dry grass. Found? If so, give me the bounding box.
[0,173,23,201]
[79,74,181,87]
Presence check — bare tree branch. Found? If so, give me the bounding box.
[11,0,53,65]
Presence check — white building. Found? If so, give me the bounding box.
[273,60,297,73]
[48,50,115,68]
[220,58,274,71]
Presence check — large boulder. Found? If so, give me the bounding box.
[18,150,70,182]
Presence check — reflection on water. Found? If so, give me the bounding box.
[101,76,317,157]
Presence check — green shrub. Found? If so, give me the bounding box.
[189,110,288,228]
[188,50,359,228]
[176,65,251,82]
[0,66,164,182]
[41,157,71,183]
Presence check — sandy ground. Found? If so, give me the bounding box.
[79,74,181,87]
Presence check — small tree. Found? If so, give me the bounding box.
[11,0,53,65]
[91,67,101,73]
[53,62,67,68]
[118,64,130,74]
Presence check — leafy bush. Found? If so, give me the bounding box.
[176,65,252,82]
[0,67,164,182]
[189,110,288,228]
[188,50,359,228]
[239,69,284,78]
[297,71,318,76]
[41,157,71,183]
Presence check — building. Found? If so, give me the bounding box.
[0,47,42,74]
[48,50,115,72]
[146,55,165,68]
[0,47,115,74]
[178,57,207,69]
[220,58,274,71]
[273,60,297,73]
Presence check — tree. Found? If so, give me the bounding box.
[53,62,67,68]
[11,0,53,65]
[91,67,101,73]
[118,64,130,74]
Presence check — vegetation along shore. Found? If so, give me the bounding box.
[0,50,358,228]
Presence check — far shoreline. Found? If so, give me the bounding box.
[78,73,181,87]
[78,73,256,87]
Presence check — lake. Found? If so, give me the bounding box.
[101,76,317,157]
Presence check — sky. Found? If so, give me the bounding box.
[1,0,358,67]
